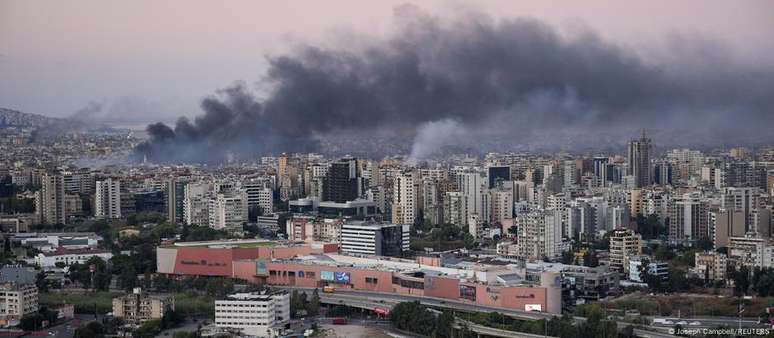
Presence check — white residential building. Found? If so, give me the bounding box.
[244,180,274,214]
[208,192,248,232]
[34,249,113,268]
[517,209,566,260]
[443,192,465,228]
[340,222,410,257]
[95,178,122,219]
[183,182,212,226]
[0,283,38,324]
[215,291,290,338]
[489,188,513,225]
[392,171,418,226]
[35,173,66,225]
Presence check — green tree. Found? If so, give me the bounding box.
[290,290,304,318]
[136,319,162,338]
[306,289,320,316]
[73,321,104,338]
[389,301,437,336]
[732,266,751,295]
[435,311,455,338]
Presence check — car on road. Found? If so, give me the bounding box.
[689,321,701,326]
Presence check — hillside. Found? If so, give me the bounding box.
[0,107,62,128]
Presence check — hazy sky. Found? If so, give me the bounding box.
[2,0,773,122]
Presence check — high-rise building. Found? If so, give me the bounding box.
[322,157,360,203]
[489,187,513,225]
[627,130,653,188]
[278,153,302,201]
[722,187,763,230]
[487,166,510,189]
[35,173,66,225]
[421,178,442,226]
[710,208,745,248]
[563,160,578,187]
[517,209,565,260]
[443,192,465,227]
[653,161,673,186]
[208,192,248,232]
[165,179,186,224]
[61,169,95,195]
[183,182,211,226]
[392,171,418,226]
[457,171,489,231]
[669,193,708,243]
[714,161,767,190]
[95,178,122,219]
[243,179,273,215]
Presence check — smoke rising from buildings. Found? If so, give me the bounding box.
[136,5,774,163]
[407,119,467,164]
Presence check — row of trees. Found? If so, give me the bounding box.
[464,305,619,338]
[389,302,622,338]
[730,266,774,297]
[389,301,455,337]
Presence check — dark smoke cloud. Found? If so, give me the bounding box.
[136,4,774,163]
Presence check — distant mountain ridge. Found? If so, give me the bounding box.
[0,107,63,128]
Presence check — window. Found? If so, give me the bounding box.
[365,277,378,284]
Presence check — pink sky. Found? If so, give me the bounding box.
[1,0,772,120]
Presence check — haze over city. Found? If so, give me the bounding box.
[3,2,774,338]
[3,0,774,162]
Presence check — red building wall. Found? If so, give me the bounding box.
[172,248,234,276]
[423,275,459,299]
[499,286,548,311]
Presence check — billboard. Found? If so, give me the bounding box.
[459,285,477,301]
[525,304,542,312]
[334,272,351,283]
[256,259,267,275]
[321,271,334,281]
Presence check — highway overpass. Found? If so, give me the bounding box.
[285,286,682,338]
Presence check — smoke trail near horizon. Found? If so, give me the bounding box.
[135,4,774,163]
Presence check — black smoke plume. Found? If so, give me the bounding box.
[136,5,774,163]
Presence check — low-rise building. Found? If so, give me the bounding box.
[112,288,174,325]
[0,282,38,325]
[693,251,728,282]
[214,291,290,337]
[340,222,409,257]
[34,249,113,268]
[728,235,774,269]
[11,232,102,252]
[0,265,37,285]
[609,229,642,272]
[628,256,669,282]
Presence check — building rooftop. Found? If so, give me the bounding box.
[220,290,288,302]
[167,239,279,248]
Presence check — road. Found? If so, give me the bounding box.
[284,287,686,338]
[288,287,553,321]
[647,316,765,329]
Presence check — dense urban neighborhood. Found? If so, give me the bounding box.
[3,108,774,338]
